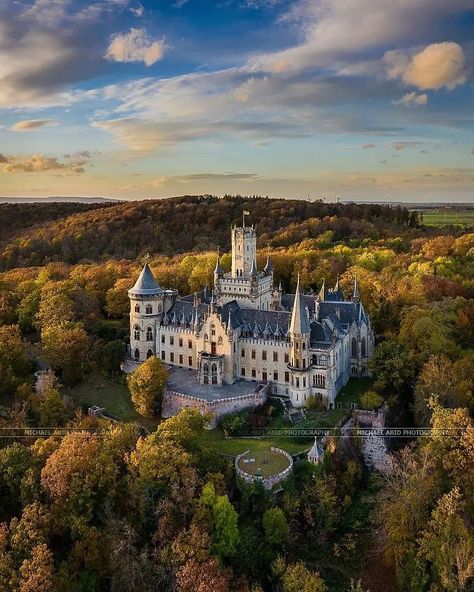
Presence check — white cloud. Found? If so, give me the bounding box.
[105,28,165,66]
[393,92,428,107]
[385,42,467,91]
[11,119,58,131]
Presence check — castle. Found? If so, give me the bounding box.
[128,218,373,417]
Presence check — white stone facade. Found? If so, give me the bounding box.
[128,221,374,409]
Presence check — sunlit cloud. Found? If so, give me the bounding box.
[11,119,58,132]
[385,42,467,91]
[105,28,165,66]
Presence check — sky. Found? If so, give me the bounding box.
[0,0,473,202]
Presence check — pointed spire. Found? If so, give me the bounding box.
[214,248,224,275]
[250,257,258,278]
[278,281,282,292]
[353,275,360,302]
[290,274,310,335]
[334,276,340,291]
[318,278,326,302]
[264,244,273,274]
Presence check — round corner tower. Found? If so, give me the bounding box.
[128,263,164,362]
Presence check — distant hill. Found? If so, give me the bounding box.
[0,194,417,270]
[0,196,120,204]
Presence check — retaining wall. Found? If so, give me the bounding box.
[161,383,270,428]
[235,446,293,490]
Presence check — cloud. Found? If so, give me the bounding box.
[3,154,89,173]
[393,91,428,107]
[105,28,165,66]
[129,4,144,17]
[362,143,375,149]
[11,119,58,132]
[385,42,467,91]
[393,141,424,151]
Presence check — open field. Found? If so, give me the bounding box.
[417,210,474,228]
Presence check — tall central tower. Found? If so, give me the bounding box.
[215,217,273,310]
[231,225,257,277]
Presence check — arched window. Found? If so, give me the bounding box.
[134,326,140,340]
[135,304,140,313]
[145,304,152,314]
[203,363,209,384]
[147,349,153,359]
[146,327,153,341]
[351,337,357,357]
[312,354,317,365]
[134,348,140,360]
[361,337,367,357]
[218,336,223,346]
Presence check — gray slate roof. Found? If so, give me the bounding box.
[129,264,163,296]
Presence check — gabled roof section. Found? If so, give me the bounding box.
[129,263,163,296]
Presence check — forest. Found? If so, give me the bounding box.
[0,195,473,592]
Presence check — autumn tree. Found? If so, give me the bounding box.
[127,356,168,417]
[41,322,89,384]
[19,543,55,592]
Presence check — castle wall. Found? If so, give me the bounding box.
[161,384,270,428]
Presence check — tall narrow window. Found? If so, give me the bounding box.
[134,326,140,340]
[352,337,357,357]
[145,304,152,314]
[146,327,153,341]
[135,304,140,313]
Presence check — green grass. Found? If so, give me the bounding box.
[238,449,291,477]
[65,369,159,431]
[418,210,474,228]
[197,427,310,457]
[335,377,374,407]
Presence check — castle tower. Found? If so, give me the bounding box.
[128,262,165,362]
[288,275,311,405]
[231,224,257,277]
[214,215,273,310]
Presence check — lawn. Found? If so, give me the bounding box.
[418,210,474,228]
[65,369,159,431]
[197,427,311,457]
[238,449,291,477]
[335,377,374,408]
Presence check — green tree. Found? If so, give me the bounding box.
[262,507,289,545]
[281,562,327,592]
[420,487,474,592]
[102,340,125,375]
[127,356,168,417]
[360,390,384,411]
[369,339,415,395]
[212,495,239,559]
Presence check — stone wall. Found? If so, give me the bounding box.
[161,383,270,428]
[235,447,293,490]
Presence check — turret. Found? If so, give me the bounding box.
[128,262,164,362]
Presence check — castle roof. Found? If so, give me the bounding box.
[129,263,163,296]
[289,275,311,335]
